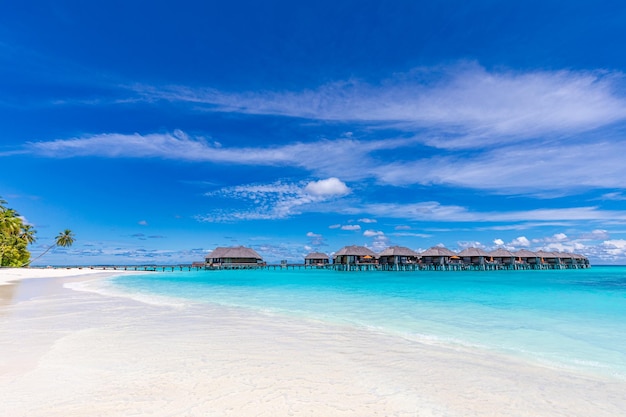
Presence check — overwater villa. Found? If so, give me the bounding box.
[419,246,458,268]
[205,246,265,269]
[514,249,540,267]
[457,247,492,267]
[304,252,330,266]
[378,246,420,270]
[488,248,516,267]
[196,244,589,271]
[333,245,377,269]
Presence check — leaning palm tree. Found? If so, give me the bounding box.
[21,229,75,266]
[55,229,75,248]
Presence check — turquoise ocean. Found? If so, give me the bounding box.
[109,266,626,379]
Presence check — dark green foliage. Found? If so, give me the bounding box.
[0,197,35,267]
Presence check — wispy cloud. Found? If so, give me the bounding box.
[16,63,626,197]
[371,139,626,193]
[132,62,626,146]
[341,225,361,231]
[197,178,350,222]
[351,202,626,223]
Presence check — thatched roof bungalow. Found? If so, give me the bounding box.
[378,246,420,265]
[304,252,330,265]
[457,247,491,266]
[513,249,539,265]
[205,246,264,266]
[535,250,561,266]
[419,246,457,265]
[489,248,516,266]
[571,253,591,267]
[333,245,377,265]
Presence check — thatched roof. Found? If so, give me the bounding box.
[514,249,537,258]
[334,245,377,257]
[457,247,491,257]
[535,250,558,258]
[305,252,330,260]
[489,248,515,257]
[419,246,457,257]
[206,246,263,260]
[378,245,420,257]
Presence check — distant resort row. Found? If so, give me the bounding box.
[201,245,591,271]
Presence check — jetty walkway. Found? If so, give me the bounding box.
[72,260,589,272]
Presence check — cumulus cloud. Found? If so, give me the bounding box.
[601,239,626,256]
[510,236,531,247]
[304,177,350,196]
[362,230,389,252]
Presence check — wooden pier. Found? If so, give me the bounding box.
[66,257,589,273]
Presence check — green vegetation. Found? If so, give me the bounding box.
[0,197,34,266]
[0,196,75,267]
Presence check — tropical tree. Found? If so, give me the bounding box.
[55,229,75,248]
[24,229,76,266]
[1,196,75,267]
[0,198,33,266]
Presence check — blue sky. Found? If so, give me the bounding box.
[2,1,626,265]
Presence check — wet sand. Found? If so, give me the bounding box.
[1,268,624,417]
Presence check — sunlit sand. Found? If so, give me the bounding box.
[1,268,624,416]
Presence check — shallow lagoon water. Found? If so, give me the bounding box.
[110,266,626,378]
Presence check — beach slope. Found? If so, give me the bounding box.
[1,268,624,417]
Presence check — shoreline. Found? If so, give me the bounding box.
[1,268,625,416]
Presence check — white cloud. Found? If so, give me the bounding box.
[358,218,377,223]
[328,224,341,229]
[392,232,431,238]
[493,238,505,246]
[579,229,610,240]
[457,241,485,250]
[341,225,361,231]
[306,231,325,246]
[533,233,568,243]
[349,201,626,223]
[18,64,626,198]
[511,236,531,247]
[362,230,389,252]
[601,239,626,256]
[138,220,148,226]
[304,177,349,196]
[132,63,626,144]
[198,179,350,222]
[600,192,626,201]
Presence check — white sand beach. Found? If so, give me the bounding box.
[1,268,625,417]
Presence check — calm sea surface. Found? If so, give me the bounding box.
[109,266,626,379]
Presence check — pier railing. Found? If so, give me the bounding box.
[43,259,589,272]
